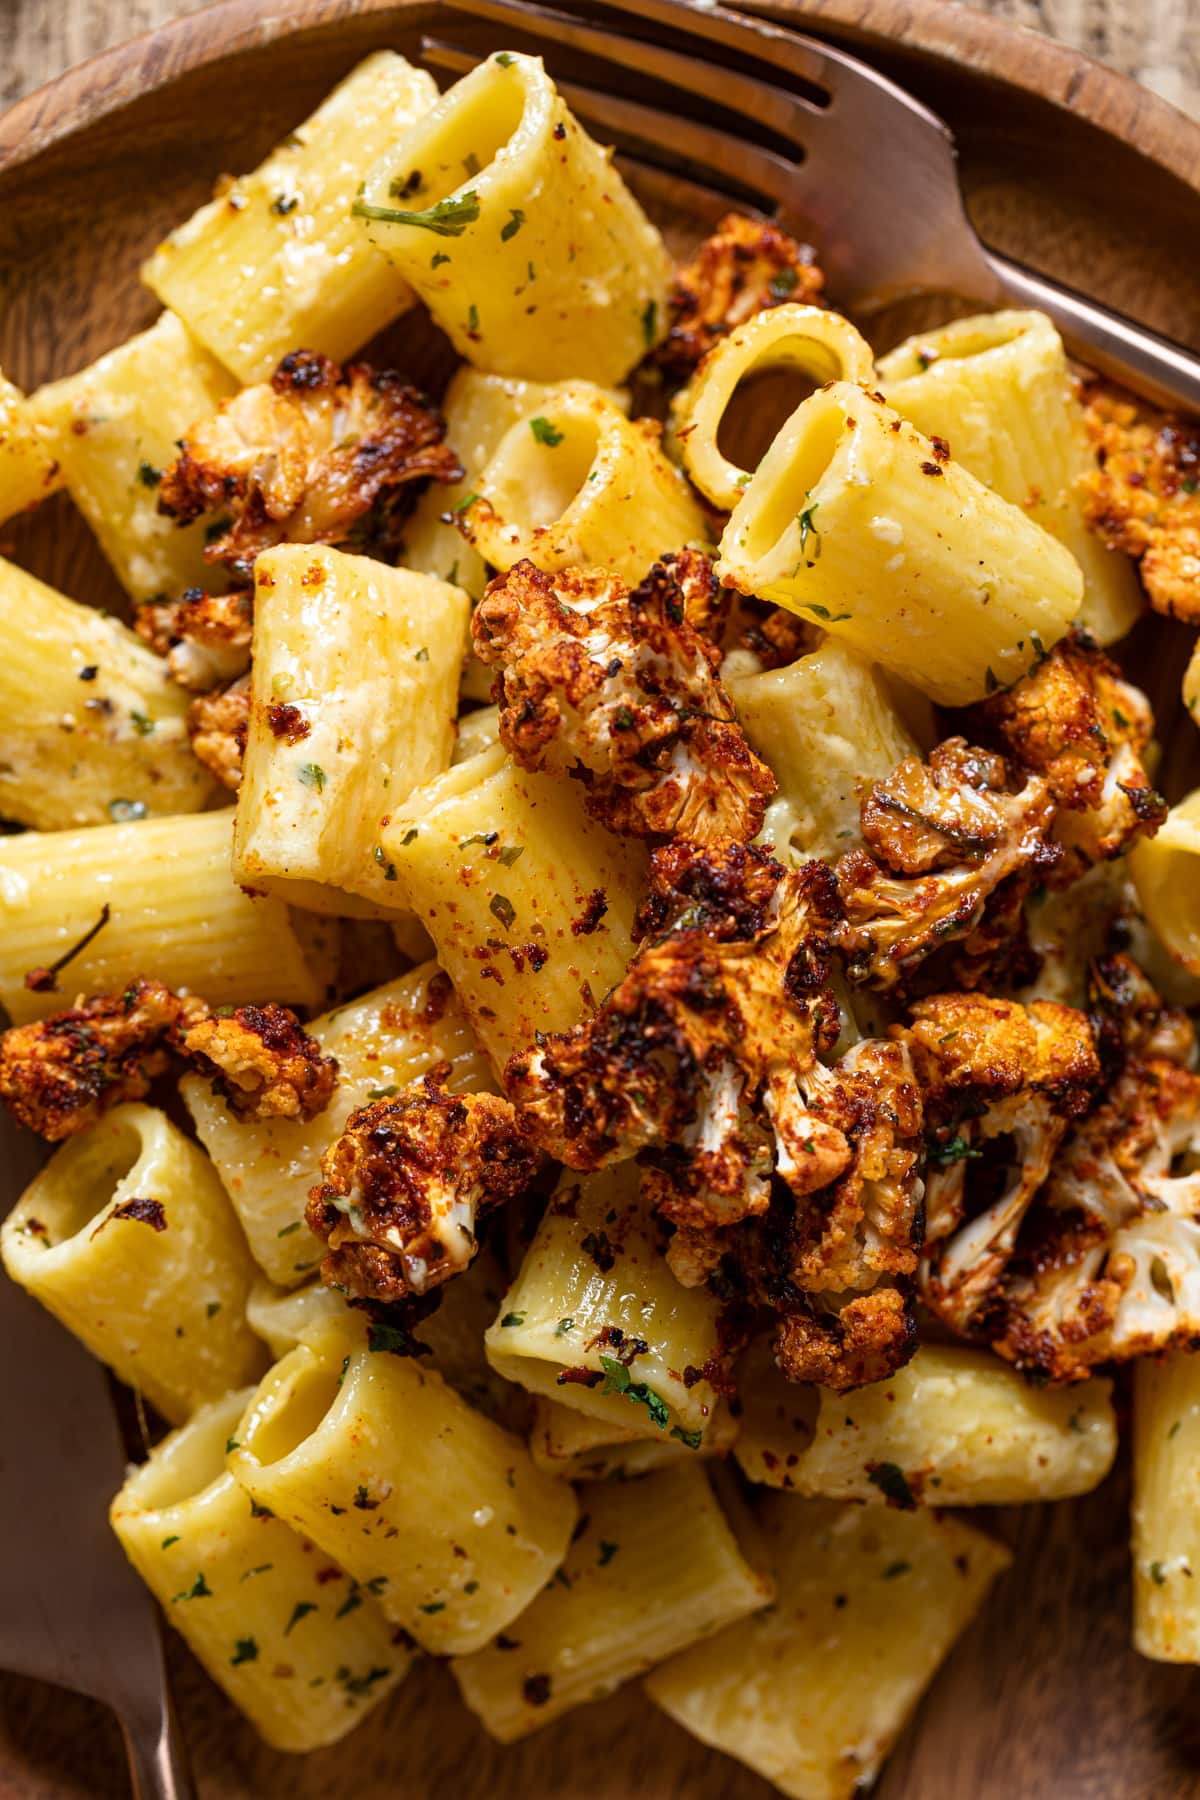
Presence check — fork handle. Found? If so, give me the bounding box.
[118,1685,195,1800]
[985,245,1200,413]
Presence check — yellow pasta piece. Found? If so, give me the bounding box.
[233,545,469,917]
[111,1389,412,1748]
[485,1165,726,1443]
[381,743,645,1073]
[0,810,336,1026]
[227,1331,577,1655]
[0,369,61,521]
[183,962,490,1284]
[29,312,237,601]
[0,555,212,829]
[528,1396,738,1481]
[1131,788,1200,974]
[1,1105,266,1423]
[463,382,707,587]
[645,1494,1011,1800]
[1133,1349,1200,1661]
[453,1464,771,1741]
[141,55,436,384]
[717,381,1084,706]
[729,640,919,862]
[877,309,1142,646]
[358,52,671,385]
[669,305,875,509]
[453,703,501,764]
[735,1340,1116,1504]
[1184,641,1199,727]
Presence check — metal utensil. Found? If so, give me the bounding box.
[0,1250,194,1800]
[430,0,1200,411]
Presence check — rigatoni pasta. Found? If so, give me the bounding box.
[141,53,437,383]
[528,1396,738,1481]
[0,370,61,522]
[0,1105,265,1423]
[1132,1349,1200,1661]
[358,52,671,385]
[1131,788,1200,973]
[111,1389,413,1749]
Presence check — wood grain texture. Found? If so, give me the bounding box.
[1,4,1200,1799]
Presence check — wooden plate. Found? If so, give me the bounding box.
[3,3,1200,1796]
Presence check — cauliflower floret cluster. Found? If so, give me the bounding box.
[1081,379,1200,621]
[653,212,825,377]
[471,557,776,845]
[836,738,1060,990]
[900,992,1101,1334]
[186,673,251,792]
[0,983,336,1140]
[975,631,1165,879]
[135,587,254,693]
[305,1075,542,1303]
[159,349,461,580]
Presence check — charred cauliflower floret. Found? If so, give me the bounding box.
[472,558,776,845]
[135,587,253,692]
[187,673,250,792]
[159,350,461,580]
[181,1003,338,1122]
[1081,380,1200,621]
[1088,948,1196,1070]
[774,1287,917,1393]
[0,984,335,1140]
[901,992,1101,1334]
[836,738,1059,990]
[975,632,1165,878]
[654,212,825,377]
[305,1076,542,1302]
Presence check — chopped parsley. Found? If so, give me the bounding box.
[1150,1560,1167,1585]
[419,1601,446,1614]
[368,1320,432,1358]
[373,844,398,881]
[501,208,526,241]
[866,1461,916,1509]
[231,1637,259,1664]
[129,709,155,736]
[555,1317,575,1337]
[498,843,525,867]
[641,298,658,348]
[298,762,327,793]
[490,892,516,931]
[432,251,451,269]
[805,604,850,623]
[597,1540,620,1567]
[599,1355,669,1430]
[670,1424,702,1450]
[495,51,516,66]
[277,1221,302,1237]
[173,1572,212,1602]
[285,1601,318,1635]
[500,1312,525,1328]
[467,303,480,334]
[270,193,300,215]
[797,495,821,560]
[530,416,564,447]
[367,1084,399,1100]
[137,460,161,488]
[336,1588,363,1619]
[161,1535,180,1549]
[768,267,799,302]
[353,190,481,236]
[928,1135,982,1165]
[882,1560,911,1579]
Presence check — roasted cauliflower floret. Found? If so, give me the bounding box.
[976,632,1165,877]
[1081,380,1200,621]
[1088,948,1196,1071]
[0,984,335,1139]
[135,587,254,692]
[159,350,461,580]
[836,738,1059,990]
[187,673,250,792]
[774,1287,917,1393]
[901,991,1101,1333]
[181,1003,338,1122]
[305,1076,542,1302]
[654,212,825,377]
[472,558,776,845]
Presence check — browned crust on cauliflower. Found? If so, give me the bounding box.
[0,984,336,1139]
[1081,379,1200,621]
[773,1287,916,1392]
[159,350,461,580]
[187,674,250,792]
[974,631,1165,878]
[654,212,825,377]
[305,1075,542,1302]
[135,588,254,692]
[472,559,775,846]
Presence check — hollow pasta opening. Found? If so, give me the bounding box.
[389,62,528,211]
[735,389,846,564]
[133,1391,250,1509]
[717,363,826,477]
[485,408,602,536]
[249,1354,344,1466]
[26,1112,144,1248]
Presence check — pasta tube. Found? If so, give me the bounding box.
[381,743,645,1073]
[529,1396,738,1481]
[227,1332,577,1654]
[735,1340,1116,1505]
[358,52,671,386]
[1,1104,266,1423]
[184,963,490,1284]
[233,545,469,916]
[0,810,336,1026]
[645,1494,1011,1800]
[729,640,919,862]
[453,703,501,764]
[1131,788,1200,974]
[463,382,708,587]
[1185,641,1199,727]
[1133,1349,1200,1661]
[877,309,1142,645]
[485,1165,727,1443]
[29,312,236,601]
[0,556,212,829]
[453,1464,772,1741]
[111,1389,412,1749]
[669,305,875,509]
[717,381,1084,706]
[0,370,61,522]
[141,53,436,383]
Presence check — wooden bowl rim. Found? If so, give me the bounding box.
[2,0,1199,199]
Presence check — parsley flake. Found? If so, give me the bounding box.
[353,190,481,236]
[530,416,564,446]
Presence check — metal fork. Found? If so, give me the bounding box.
[426,0,1200,412]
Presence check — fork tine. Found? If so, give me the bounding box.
[421,40,801,214]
